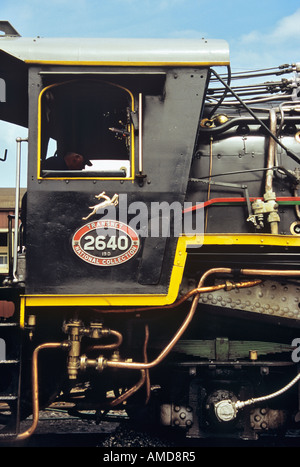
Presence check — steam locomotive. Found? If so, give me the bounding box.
[1,20,300,443]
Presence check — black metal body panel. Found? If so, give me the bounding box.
[25,66,209,295]
[0,50,28,127]
[26,191,179,294]
[186,244,300,270]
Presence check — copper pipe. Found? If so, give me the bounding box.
[265,109,277,193]
[109,370,146,407]
[87,330,123,352]
[105,268,235,371]
[105,266,300,372]
[16,268,299,437]
[108,326,150,407]
[201,267,300,279]
[263,109,279,235]
[16,342,69,441]
[93,278,260,315]
[143,325,151,404]
[241,268,300,277]
[205,136,213,233]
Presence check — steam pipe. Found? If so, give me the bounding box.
[240,268,300,277]
[215,368,300,422]
[265,109,277,193]
[105,269,260,371]
[210,69,300,165]
[109,327,150,407]
[295,188,300,219]
[87,330,123,352]
[143,325,151,404]
[93,280,261,315]
[106,289,200,370]
[17,269,300,437]
[235,371,300,411]
[198,114,300,137]
[16,342,69,441]
[264,109,280,234]
[109,370,146,407]
[105,267,300,371]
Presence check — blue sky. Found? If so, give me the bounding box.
[1,0,300,186]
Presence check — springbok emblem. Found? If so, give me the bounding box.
[82,191,119,220]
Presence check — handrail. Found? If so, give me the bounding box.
[13,137,27,282]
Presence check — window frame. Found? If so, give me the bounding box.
[37,79,136,181]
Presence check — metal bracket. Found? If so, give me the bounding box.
[0,149,7,162]
[0,21,21,37]
[190,177,253,219]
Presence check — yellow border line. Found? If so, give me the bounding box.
[22,236,187,308]
[21,233,299,310]
[37,79,135,181]
[201,233,300,247]
[20,296,25,329]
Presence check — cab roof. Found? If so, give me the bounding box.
[0,22,229,67]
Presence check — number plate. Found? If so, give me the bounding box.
[72,219,140,266]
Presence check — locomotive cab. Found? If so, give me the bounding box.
[21,40,223,302]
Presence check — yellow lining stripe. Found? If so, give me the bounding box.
[202,233,300,247]
[26,60,230,67]
[20,296,25,328]
[21,233,299,309]
[22,236,188,308]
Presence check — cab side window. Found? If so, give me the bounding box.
[39,80,134,179]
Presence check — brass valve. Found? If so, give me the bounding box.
[62,319,118,380]
[62,319,83,380]
[200,114,229,128]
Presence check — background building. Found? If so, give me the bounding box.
[0,188,25,317]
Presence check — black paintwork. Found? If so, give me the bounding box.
[25,67,209,295]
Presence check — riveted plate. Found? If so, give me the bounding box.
[199,280,300,321]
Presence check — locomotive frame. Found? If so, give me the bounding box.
[1,20,300,443]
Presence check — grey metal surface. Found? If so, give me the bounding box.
[0,36,229,65]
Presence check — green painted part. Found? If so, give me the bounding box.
[157,338,293,360]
